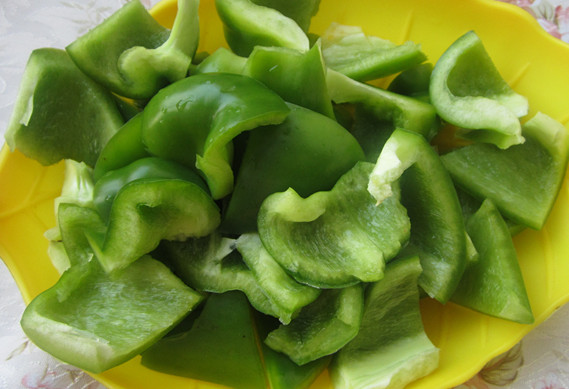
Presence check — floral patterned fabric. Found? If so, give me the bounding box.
[1,0,569,388]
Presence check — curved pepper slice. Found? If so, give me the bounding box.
[451,199,534,324]
[191,47,248,75]
[5,48,124,167]
[264,284,364,366]
[21,256,203,374]
[369,129,467,303]
[235,233,321,323]
[321,23,426,82]
[429,31,528,149]
[215,0,309,57]
[388,62,433,102]
[223,103,364,234]
[244,42,334,118]
[89,178,220,272]
[249,0,320,33]
[66,0,200,100]
[327,69,440,140]
[442,112,569,230]
[330,256,439,389]
[93,157,206,223]
[141,73,290,199]
[258,162,410,288]
[93,114,150,181]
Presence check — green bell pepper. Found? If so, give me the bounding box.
[163,233,298,323]
[388,62,433,102]
[141,73,290,199]
[93,114,150,181]
[330,256,439,389]
[66,0,200,100]
[191,47,248,75]
[327,69,440,140]
[5,48,124,167]
[258,162,410,288]
[429,31,528,149]
[21,256,203,374]
[451,199,534,324]
[321,23,427,82]
[215,0,309,56]
[265,284,364,366]
[222,103,364,234]
[369,128,467,303]
[93,157,207,223]
[441,112,569,230]
[249,0,320,33]
[89,177,220,273]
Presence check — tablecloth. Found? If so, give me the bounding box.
[1,0,569,388]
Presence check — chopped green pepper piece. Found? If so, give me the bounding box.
[452,199,534,324]
[66,0,200,99]
[244,42,334,118]
[141,73,290,199]
[164,233,293,323]
[429,31,528,149]
[223,103,364,234]
[441,112,569,230]
[369,129,467,303]
[265,284,364,365]
[89,178,220,273]
[5,48,124,167]
[321,23,427,82]
[93,114,150,182]
[327,69,440,140]
[93,157,206,223]
[236,233,321,323]
[388,62,433,102]
[249,0,320,33]
[141,291,266,389]
[191,47,248,75]
[258,162,410,288]
[21,256,203,374]
[330,256,439,389]
[215,0,309,56]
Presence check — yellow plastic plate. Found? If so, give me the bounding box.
[1,0,569,388]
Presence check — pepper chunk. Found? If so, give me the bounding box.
[429,31,528,149]
[21,256,203,374]
[369,129,467,303]
[141,73,290,199]
[441,112,569,230]
[66,0,200,99]
[215,0,309,56]
[258,162,410,288]
[321,23,426,82]
[5,48,124,167]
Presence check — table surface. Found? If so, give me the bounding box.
[1,0,569,388]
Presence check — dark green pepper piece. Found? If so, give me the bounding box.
[451,199,534,324]
[265,284,364,366]
[441,112,569,230]
[330,256,439,389]
[142,291,266,389]
[88,178,220,273]
[321,23,427,82]
[215,0,309,56]
[258,162,410,288]
[430,31,528,149]
[93,157,206,223]
[327,69,440,140]
[93,113,150,182]
[21,256,203,374]
[222,103,364,234]
[369,129,467,303]
[141,73,290,199]
[66,0,200,100]
[388,62,433,102]
[5,48,124,167]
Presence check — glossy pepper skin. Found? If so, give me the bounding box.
[141,73,290,199]
[93,157,207,223]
